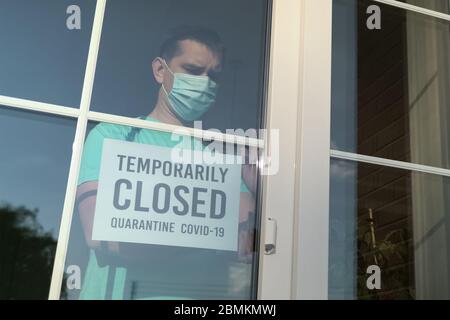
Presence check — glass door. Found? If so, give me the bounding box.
[0,0,336,300]
[52,0,273,300]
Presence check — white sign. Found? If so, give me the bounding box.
[92,139,242,251]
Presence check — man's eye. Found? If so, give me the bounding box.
[184,67,203,75]
[208,72,220,82]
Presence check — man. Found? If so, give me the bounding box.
[75,26,256,300]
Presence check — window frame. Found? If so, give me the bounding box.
[267,0,450,300]
[327,0,450,300]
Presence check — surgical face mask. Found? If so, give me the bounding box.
[162,60,218,122]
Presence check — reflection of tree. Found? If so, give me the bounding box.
[357,213,415,300]
[0,204,65,299]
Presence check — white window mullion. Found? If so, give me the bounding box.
[87,111,265,148]
[372,0,450,21]
[48,0,107,300]
[331,150,450,178]
[0,95,79,119]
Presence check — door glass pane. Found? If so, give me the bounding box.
[63,120,261,300]
[0,106,76,299]
[332,0,450,170]
[90,0,270,132]
[329,158,450,299]
[0,0,95,107]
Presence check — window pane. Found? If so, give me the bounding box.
[332,0,450,170]
[0,0,95,107]
[0,106,76,299]
[90,0,270,132]
[329,158,450,299]
[63,120,261,300]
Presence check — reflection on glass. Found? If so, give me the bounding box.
[91,0,269,132]
[0,0,95,106]
[332,0,450,169]
[330,159,450,299]
[0,107,76,299]
[64,120,260,300]
[0,205,59,299]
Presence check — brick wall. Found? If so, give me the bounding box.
[356,1,415,299]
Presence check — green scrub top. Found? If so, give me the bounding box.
[77,116,250,300]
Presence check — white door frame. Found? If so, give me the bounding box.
[257,0,333,300]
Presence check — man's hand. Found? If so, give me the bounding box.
[241,145,259,196]
[238,191,256,263]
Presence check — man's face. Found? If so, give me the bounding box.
[156,39,222,93]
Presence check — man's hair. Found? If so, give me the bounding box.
[159,26,225,63]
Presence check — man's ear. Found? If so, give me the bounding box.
[152,57,165,84]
